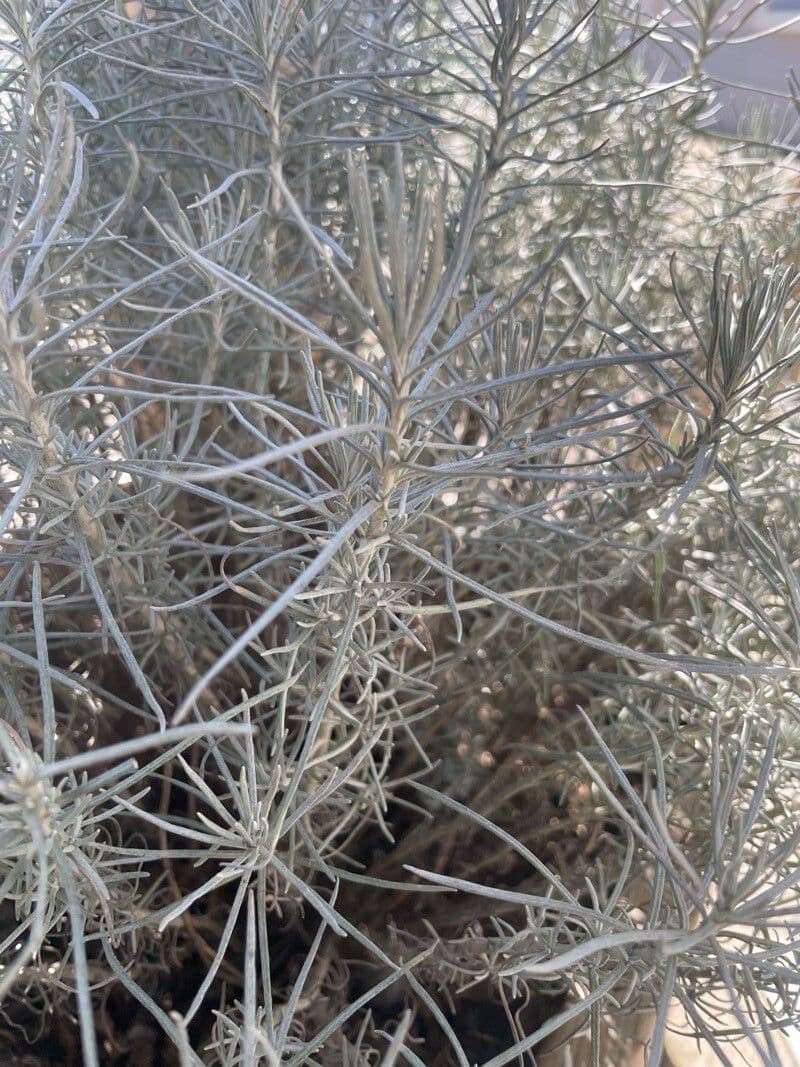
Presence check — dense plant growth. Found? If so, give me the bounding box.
[1,0,800,1063]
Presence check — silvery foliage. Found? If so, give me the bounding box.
[0,0,799,1063]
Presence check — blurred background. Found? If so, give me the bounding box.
[641,0,800,141]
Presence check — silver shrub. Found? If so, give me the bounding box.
[0,1,799,1063]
